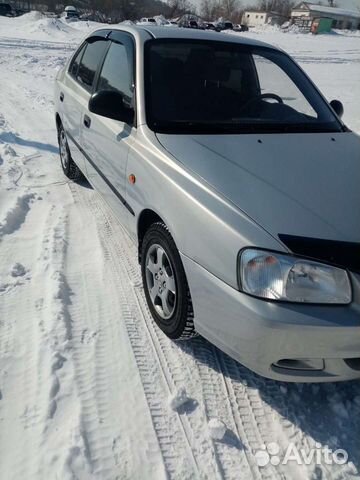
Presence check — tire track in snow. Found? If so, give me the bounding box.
[72,184,202,480]
[66,184,167,480]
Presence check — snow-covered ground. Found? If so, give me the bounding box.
[0,13,360,480]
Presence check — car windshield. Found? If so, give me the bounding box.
[144,39,342,134]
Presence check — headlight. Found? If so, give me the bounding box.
[239,248,351,304]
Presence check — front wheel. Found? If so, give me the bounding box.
[141,222,197,340]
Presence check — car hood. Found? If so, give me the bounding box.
[157,132,360,243]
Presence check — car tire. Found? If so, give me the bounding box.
[57,122,82,180]
[141,222,197,340]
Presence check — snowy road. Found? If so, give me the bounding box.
[0,14,360,480]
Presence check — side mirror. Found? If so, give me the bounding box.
[89,90,134,124]
[330,99,344,119]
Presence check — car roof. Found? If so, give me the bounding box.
[106,24,277,50]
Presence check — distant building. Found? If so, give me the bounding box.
[291,2,360,30]
[242,11,287,27]
[242,11,268,27]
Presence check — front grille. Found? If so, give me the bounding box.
[279,234,360,273]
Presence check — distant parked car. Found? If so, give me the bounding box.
[161,19,178,27]
[179,18,205,29]
[204,22,217,31]
[55,25,360,383]
[215,20,234,31]
[0,3,13,16]
[234,24,249,32]
[138,17,156,25]
[64,5,80,21]
[223,21,233,30]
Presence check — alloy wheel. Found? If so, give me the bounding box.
[145,243,177,319]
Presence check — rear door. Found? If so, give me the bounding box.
[60,32,109,173]
[81,31,136,228]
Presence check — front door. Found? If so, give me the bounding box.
[81,33,136,228]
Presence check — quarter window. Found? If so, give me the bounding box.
[69,43,86,78]
[77,39,108,89]
[97,40,134,109]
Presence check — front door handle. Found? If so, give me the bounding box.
[60,92,64,102]
[83,115,91,129]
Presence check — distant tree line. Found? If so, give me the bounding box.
[9,0,301,22]
[8,0,196,20]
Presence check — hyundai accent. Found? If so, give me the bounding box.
[54,26,360,382]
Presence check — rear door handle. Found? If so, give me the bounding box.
[60,92,64,102]
[83,115,91,129]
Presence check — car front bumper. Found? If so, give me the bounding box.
[181,254,360,382]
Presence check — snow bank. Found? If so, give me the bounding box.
[0,11,97,41]
[28,17,76,36]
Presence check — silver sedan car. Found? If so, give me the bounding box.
[54,25,360,382]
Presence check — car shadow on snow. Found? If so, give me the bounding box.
[177,336,360,474]
[75,176,93,190]
[0,131,59,154]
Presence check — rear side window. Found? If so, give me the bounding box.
[97,41,134,108]
[77,40,108,90]
[69,43,86,78]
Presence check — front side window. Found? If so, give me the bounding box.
[144,39,342,134]
[77,39,108,90]
[97,41,134,109]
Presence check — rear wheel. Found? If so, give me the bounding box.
[141,222,196,340]
[58,123,82,180]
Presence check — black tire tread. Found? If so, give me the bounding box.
[141,222,197,340]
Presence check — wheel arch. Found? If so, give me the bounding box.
[137,209,165,263]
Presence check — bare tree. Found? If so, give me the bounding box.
[168,0,194,16]
[221,0,239,19]
[200,0,221,19]
[257,0,294,16]
[200,0,242,21]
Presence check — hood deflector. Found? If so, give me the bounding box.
[279,234,360,273]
